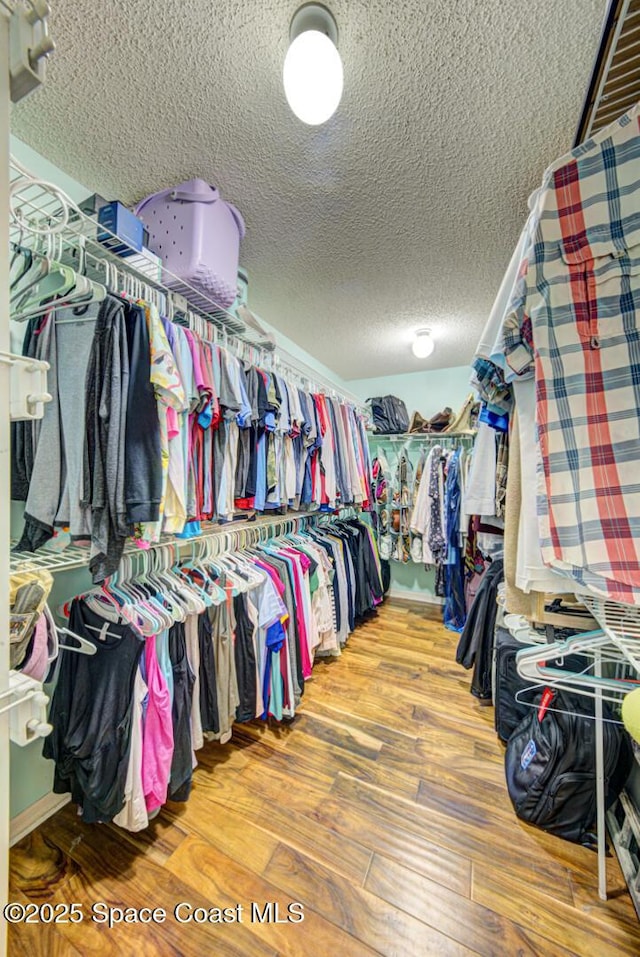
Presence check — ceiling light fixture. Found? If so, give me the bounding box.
[411,329,435,359]
[283,3,343,126]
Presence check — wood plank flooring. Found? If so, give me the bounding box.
[9,600,640,956]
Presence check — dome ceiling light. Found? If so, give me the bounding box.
[411,329,435,359]
[283,4,344,126]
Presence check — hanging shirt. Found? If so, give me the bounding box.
[141,634,174,813]
[501,102,640,602]
[113,667,149,832]
[137,304,186,544]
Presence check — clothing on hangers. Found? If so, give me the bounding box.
[12,280,373,584]
[42,515,382,831]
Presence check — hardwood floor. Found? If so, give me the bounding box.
[9,600,640,957]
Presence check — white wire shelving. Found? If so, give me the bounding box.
[9,156,368,412]
[9,507,360,577]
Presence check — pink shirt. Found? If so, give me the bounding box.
[142,635,174,813]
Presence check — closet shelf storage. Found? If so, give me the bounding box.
[368,432,476,445]
[37,509,384,831]
[369,430,476,631]
[8,156,368,413]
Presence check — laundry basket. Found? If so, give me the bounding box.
[135,179,245,311]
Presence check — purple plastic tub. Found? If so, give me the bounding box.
[135,179,245,311]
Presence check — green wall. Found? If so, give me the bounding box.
[347,365,473,419]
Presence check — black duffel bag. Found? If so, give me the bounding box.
[505,689,633,846]
[368,395,409,434]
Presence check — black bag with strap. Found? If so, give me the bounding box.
[505,689,633,846]
[367,395,409,434]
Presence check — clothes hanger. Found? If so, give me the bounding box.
[57,586,133,640]
[10,256,51,313]
[151,554,196,618]
[169,557,207,614]
[12,268,107,324]
[143,548,187,624]
[95,569,152,634]
[190,540,227,603]
[214,555,245,595]
[9,244,32,289]
[57,626,98,656]
[126,551,176,628]
[115,553,171,634]
[512,629,640,703]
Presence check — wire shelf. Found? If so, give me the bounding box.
[9,507,359,578]
[367,431,476,444]
[9,157,369,412]
[579,594,640,672]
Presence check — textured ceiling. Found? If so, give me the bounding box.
[11,0,605,379]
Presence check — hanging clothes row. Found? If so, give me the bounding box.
[370,437,476,632]
[408,442,472,631]
[43,515,383,831]
[11,278,373,583]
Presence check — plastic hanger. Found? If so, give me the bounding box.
[57,626,98,656]
[113,555,168,635]
[143,551,187,624]
[12,269,107,324]
[10,255,50,307]
[121,552,175,630]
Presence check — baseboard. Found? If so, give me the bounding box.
[388,587,444,606]
[10,792,70,846]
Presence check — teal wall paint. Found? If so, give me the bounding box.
[11,135,91,203]
[347,365,472,417]
[360,367,474,602]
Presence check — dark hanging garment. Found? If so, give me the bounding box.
[443,449,467,633]
[168,621,195,802]
[380,558,391,595]
[11,317,42,502]
[456,558,504,699]
[43,598,143,823]
[233,594,258,721]
[198,610,220,734]
[82,294,132,582]
[123,301,162,524]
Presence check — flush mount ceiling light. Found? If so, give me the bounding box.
[283,3,344,125]
[411,329,435,359]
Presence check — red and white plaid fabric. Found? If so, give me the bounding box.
[503,104,640,603]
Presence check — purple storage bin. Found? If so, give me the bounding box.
[135,179,245,311]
